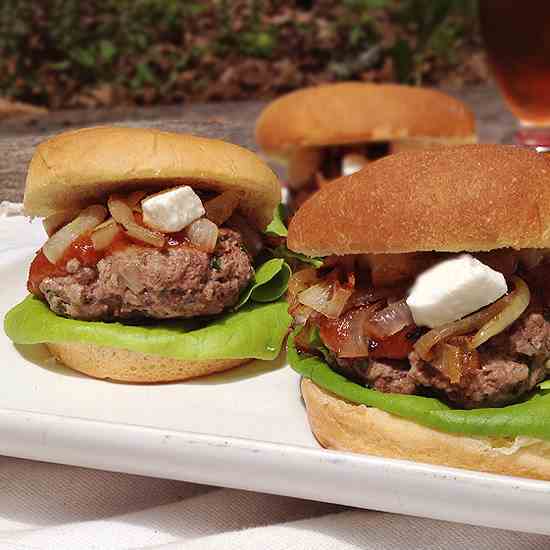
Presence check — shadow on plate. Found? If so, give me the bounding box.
[14,343,87,379]
[186,352,287,386]
[14,343,287,385]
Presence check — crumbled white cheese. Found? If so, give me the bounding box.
[341,153,368,176]
[406,254,507,328]
[141,186,205,233]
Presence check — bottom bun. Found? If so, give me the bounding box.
[301,378,550,481]
[47,342,249,383]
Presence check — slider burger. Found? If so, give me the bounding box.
[4,127,292,382]
[286,144,550,480]
[255,82,476,208]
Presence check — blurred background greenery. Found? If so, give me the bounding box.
[0,0,484,110]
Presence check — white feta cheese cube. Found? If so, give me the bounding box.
[341,153,368,176]
[406,254,507,328]
[141,186,205,233]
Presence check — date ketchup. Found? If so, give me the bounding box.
[27,222,191,296]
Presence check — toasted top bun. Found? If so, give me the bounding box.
[288,144,550,256]
[24,126,281,230]
[255,83,476,158]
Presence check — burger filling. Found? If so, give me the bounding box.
[290,250,550,409]
[288,139,442,208]
[289,144,388,208]
[28,187,261,321]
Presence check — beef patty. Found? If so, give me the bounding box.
[328,308,550,408]
[39,228,253,321]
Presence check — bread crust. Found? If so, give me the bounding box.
[24,126,281,230]
[301,379,550,481]
[288,144,550,256]
[47,342,248,383]
[255,83,476,156]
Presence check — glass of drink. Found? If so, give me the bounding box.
[479,0,550,151]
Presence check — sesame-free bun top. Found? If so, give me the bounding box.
[288,144,550,256]
[255,83,476,158]
[24,126,281,230]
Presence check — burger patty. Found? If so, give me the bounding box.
[39,228,253,321]
[408,351,545,409]
[328,308,549,408]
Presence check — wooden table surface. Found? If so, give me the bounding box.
[0,85,514,203]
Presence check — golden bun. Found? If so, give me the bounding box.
[301,379,550,481]
[288,144,550,256]
[255,83,476,158]
[24,126,281,230]
[47,342,248,383]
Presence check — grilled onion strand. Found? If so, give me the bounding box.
[108,195,164,248]
[469,276,530,349]
[414,297,510,361]
[185,218,219,253]
[42,204,107,263]
[91,218,121,251]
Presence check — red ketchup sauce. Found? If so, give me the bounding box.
[319,311,415,361]
[367,326,415,360]
[27,219,189,296]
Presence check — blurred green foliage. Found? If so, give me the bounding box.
[390,0,479,83]
[0,0,480,108]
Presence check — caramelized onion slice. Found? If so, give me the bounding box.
[320,303,381,358]
[469,276,530,349]
[108,195,136,225]
[108,195,164,248]
[439,341,480,384]
[43,209,80,237]
[205,191,240,226]
[42,205,107,264]
[185,218,219,253]
[346,285,407,309]
[127,191,147,211]
[414,297,510,361]
[298,282,331,311]
[289,303,314,326]
[288,268,319,311]
[298,281,353,319]
[91,218,121,251]
[338,306,378,358]
[364,299,414,339]
[125,223,165,247]
[289,269,319,292]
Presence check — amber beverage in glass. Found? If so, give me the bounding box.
[479,0,550,149]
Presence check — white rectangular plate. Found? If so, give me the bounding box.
[1,216,549,534]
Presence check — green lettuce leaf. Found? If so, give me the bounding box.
[5,295,291,361]
[251,261,291,303]
[271,245,324,269]
[539,380,550,390]
[265,204,288,237]
[264,204,323,268]
[235,258,290,309]
[288,330,550,440]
